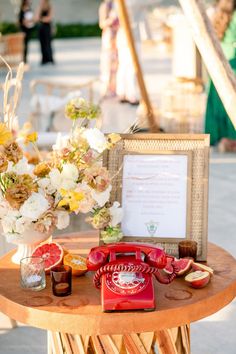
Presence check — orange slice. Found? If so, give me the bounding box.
[63,253,87,276]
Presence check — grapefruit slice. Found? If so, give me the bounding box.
[32,242,64,272]
[164,258,193,276]
[63,253,87,276]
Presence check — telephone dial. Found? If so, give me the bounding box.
[87,242,178,312]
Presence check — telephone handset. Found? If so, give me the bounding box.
[87,242,178,312]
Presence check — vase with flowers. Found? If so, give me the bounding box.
[0,62,123,264]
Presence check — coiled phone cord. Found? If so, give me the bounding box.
[93,262,179,289]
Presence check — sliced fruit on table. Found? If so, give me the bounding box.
[192,262,214,276]
[185,270,211,289]
[32,242,64,272]
[164,257,193,276]
[63,253,87,276]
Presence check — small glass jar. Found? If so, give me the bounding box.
[20,257,46,291]
[50,265,72,297]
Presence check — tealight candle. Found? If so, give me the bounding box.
[178,240,198,261]
[50,265,72,297]
[20,257,46,291]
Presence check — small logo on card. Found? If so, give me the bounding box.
[145,221,159,237]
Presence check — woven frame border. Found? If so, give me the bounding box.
[103,134,209,261]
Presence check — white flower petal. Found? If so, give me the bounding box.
[91,185,112,207]
[61,163,78,181]
[20,192,49,221]
[109,202,123,227]
[7,157,33,175]
[83,128,107,153]
[55,211,70,230]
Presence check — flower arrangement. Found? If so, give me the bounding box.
[0,63,123,244]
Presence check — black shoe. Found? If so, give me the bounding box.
[119,98,129,104]
[128,100,140,106]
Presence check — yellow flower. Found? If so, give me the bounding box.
[107,133,121,149]
[34,162,51,177]
[24,132,38,145]
[58,189,84,212]
[0,123,12,145]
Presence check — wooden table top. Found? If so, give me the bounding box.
[0,231,236,336]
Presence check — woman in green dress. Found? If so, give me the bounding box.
[205,0,236,150]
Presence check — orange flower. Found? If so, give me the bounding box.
[5,183,32,209]
[4,141,23,164]
[34,162,51,177]
[0,154,8,173]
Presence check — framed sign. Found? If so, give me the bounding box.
[103,134,209,260]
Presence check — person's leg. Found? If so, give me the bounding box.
[23,33,27,63]
[44,24,54,63]
[39,25,46,64]
[124,52,139,104]
[116,30,128,101]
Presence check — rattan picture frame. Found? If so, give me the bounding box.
[103,134,210,261]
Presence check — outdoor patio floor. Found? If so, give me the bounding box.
[0,38,236,354]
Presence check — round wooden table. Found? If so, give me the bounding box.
[0,231,236,354]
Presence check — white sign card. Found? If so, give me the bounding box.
[121,154,189,239]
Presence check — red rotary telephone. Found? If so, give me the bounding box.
[87,242,178,312]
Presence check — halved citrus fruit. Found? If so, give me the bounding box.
[63,253,87,276]
[32,242,64,272]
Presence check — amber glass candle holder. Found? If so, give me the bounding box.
[178,240,198,261]
[50,265,72,297]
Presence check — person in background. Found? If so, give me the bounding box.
[18,0,34,64]
[99,0,119,98]
[205,0,236,151]
[35,0,54,65]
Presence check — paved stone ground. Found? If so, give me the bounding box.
[0,38,236,354]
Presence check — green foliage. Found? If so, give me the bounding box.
[0,22,101,38]
[0,22,19,35]
[54,23,101,38]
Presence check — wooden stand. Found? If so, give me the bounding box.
[47,326,190,354]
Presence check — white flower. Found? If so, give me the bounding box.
[7,157,33,175]
[48,169,61,190]
[109,202,123,227]
[61,163,78,181]
[2,210,31,235]
[49,164,78,192]
[83,128,107,153]
[20,192,49,221]
[55,211,70,230]
[38,178,56,195]
[0,198,10,219]
[74,182,95,213]
[52,133,70,151]
[91,185,112,207]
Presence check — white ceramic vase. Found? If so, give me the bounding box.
[4,226,52,264]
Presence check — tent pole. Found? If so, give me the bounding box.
[115,0,159,132]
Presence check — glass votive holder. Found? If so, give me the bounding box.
[20,257,46,291]
[178,240,198,261]
[50,265,72,297]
